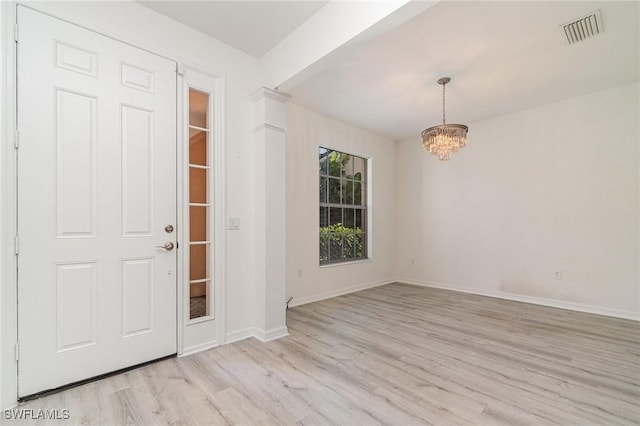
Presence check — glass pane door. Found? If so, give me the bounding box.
[188,88,212,320]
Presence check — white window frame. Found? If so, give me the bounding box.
[318,146,371,266]
[180,65,226,355]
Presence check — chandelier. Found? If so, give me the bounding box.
[421,77,468,161]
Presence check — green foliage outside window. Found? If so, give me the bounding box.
[319,223,365,263]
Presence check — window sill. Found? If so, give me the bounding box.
[319,258,372,269]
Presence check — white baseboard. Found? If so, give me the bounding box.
[180,340,220,357]
[225,325,289,344]
[254,326,289,342]
[398,278,640,321]
[288,278,394,308]
[225,327,257,344]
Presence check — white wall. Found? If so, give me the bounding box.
[286,103,396,306]
[396,82,640,319]
[2,1,262,407]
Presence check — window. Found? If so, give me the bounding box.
[181,66,225,348]
[319,147,367,265]
[188,88,212,320]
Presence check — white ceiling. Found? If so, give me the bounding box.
[140,1,639,141]
[139,1,328,58]
[286,1,640,140]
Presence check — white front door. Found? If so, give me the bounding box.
[17,6,178,397]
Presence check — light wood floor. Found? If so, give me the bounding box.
[5,283,640,425]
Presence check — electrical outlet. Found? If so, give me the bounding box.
[554,271,563,280]
[297,269,302,278]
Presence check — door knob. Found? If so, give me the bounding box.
[156,242,175,251]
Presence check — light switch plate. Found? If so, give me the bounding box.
[228,217,240,230]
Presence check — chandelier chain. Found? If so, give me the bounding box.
[442,82,446,125]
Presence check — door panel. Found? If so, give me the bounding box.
[55,89,97,237]
[17,6,177,397]
[121,104,154,235]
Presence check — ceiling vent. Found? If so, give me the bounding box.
[561,10,603,45]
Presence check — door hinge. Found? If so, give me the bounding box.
[176,63,184,76]
[14,129,19,149]
[15,343,19,361]
[14,24,19,43]
[14,235,19,255]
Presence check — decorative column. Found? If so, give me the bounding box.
[251,87,290,341]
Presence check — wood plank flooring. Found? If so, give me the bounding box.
[5,283,640,425]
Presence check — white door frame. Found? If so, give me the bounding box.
[0,2,226,408]
[180,65,227,355]
[1,0,19,410]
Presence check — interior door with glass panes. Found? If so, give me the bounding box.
[183,67,222,350]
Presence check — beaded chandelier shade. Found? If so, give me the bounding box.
[421,77,468,161]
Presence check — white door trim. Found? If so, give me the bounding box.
[1,0,19,410]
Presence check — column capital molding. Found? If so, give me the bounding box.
[250,87,291,104]
[252,87,290,130]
